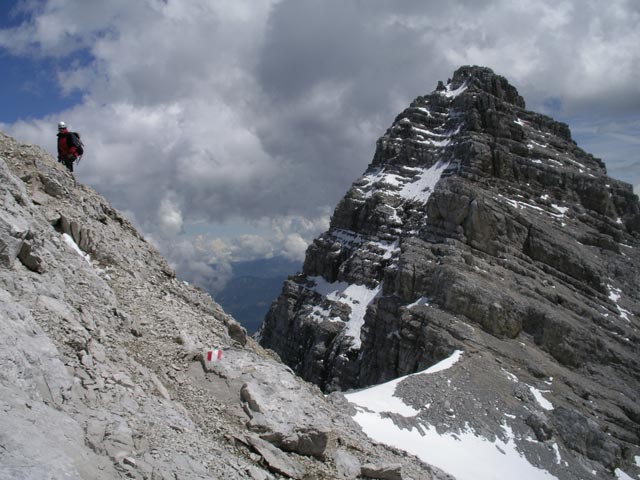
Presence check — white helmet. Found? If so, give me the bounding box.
[58,121,66,129]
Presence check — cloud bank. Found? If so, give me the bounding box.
[1,0,638,290]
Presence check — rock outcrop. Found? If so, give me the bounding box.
[259,66,640,479]
[0,132,453,479]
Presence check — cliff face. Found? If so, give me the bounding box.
[0,133,448,480]
[259,66,640,478]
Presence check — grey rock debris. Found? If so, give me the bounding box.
[361,463,404,480]
[0,131,447,479]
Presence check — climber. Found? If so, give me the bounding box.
[57,121,79,173]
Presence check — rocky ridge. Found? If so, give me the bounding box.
[259,66,640,479]
[0,132,452,479]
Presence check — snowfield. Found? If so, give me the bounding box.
[345,351,561,480]
[307,276,382,349]
[360,160,450,203]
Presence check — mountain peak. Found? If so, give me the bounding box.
[260,67,640,479]
[447,65,526,108]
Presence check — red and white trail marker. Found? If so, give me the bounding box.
[205,349,223,363]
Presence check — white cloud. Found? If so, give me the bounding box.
[153,210,328,291]
[281,233,309,260]
[168,236,234,293]
[158,194,184,236]
[189,211,330,265]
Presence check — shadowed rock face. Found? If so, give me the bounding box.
[259,66,640,478]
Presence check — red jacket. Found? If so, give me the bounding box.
[57,128,77,158]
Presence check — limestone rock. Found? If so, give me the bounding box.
[525,412,553,442]
[333,448,362,479]
[18,234,50,273]
[41,173,67,198]
[361,463,404,480]
[553,407,623,469]
[227,319,248,346]
[245,434,306,479]
[220,349,336,459]
[0,131,446,480]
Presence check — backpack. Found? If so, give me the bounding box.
[68,132,84,156]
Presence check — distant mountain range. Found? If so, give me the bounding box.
[215,256,302,334]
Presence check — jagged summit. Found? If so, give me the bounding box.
[259,67,640,479]
[445,65,526,108]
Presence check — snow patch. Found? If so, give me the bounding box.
[330,228,366,246]
[615,468,635,480]
[62,233,91,265]
[411,125,448,138]
[416,137,452,147]
[407,297,430,309]
[412,125,461,148]
[372,239,399,260]
[345,350,463,418]
[361,161,449,203]
[398,160,450,202]
[498,195,569,220]
[498,195,545,213]
[361,169,404,190]
[329,229,399,260]
[530,140,548,149]
[502,368,519,383]
[308,305,340,324]
[529,386,554,411]
[551,443,562,464]
[548,159,563,167]
[423,350,463,374]
[308,276,382,349]
[345,378,419,418]
[608,285,621,303]
[551,204,569,215]
[348,414,558,480]
[608,285,631,322]
[444,82,468,98]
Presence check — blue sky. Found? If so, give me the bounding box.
[0,0,638,292]
[0,2,84,120]
[1,54,76,121]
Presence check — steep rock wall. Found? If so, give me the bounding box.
[259,66,640,479]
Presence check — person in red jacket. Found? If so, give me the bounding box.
[57,121,78,172]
